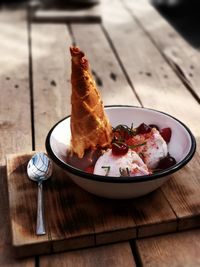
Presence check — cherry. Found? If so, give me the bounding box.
[137,123,151,134]
[112,131,121,142]
[157,155,176,170]
[123,130,131,140]
[112,142,128,156]
[160,127,172,143]
[85,166,94,174]
[149,124,159,131]
[113,129,130,141]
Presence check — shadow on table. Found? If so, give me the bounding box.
[1,0,99,9]
[152,0,200,49]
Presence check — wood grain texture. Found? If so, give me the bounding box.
[31,23,72,150]
[0,10,35,266]
[122,0,200,230]
[0,166,12,246]
[46,170,136,246]
[2,2,199,265]
[161,149,200,231]
[136,229,200,267]
[71,23,140,106]
[32,5,102,23]
[6,153,137,257]
[44,162,96,244]
[0,244,34,267]
[8,152,196,257]
[101,0,178,235]
[102,0,200,230]
[123,0,200,101]
[102,0,200,135]
[0,10,32,164]
[40,242,136,267]
[0,166,28,265]
[31,22,138,264]
[6,153,51,250]
[131,190,177,238]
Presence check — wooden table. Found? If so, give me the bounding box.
[1,0,200,266]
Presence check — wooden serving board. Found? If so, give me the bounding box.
[6,152,199,258]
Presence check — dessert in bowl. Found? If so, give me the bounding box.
[45,47,196,199]
[46,105,196,199]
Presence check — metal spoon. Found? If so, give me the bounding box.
[27,152,52,235]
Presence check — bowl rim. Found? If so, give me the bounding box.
[45,105,196,183]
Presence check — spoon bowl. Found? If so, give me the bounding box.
[27,152,52,235]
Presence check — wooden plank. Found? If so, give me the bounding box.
[89,196,136,246]
[40,242,136,267]
[0,244,34,267]
[64,24,139,244]
[6,152,190,257]
[0,166,11,246]
[70,23,140,106]
[31,23,72,150]
[48,166,136,247]
[32,23,137,247]
[0,10,35,266]
[123,0,200,101]
[31,5,101,23]
[30,22,130,264]
[44,162,96,248]
[102,0,200,134]
[6,153,137,257]
[31,23,94,251]
[121,0,200,230]
[6,153,52,257]
[131,190,177,238]
[47,163,136,249]
[136,229,200,267]
[0,10,32,165]
[101,0,178,235]
[102,0,200,230]
[161,149,200,231]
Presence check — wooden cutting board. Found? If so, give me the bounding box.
[5,152,198,258]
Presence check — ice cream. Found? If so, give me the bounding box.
[94,149,150,177]
[130,128,168,169]
[93,127,169,177]
[65,46,175,177]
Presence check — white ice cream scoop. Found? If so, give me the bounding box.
[94,149,150,177]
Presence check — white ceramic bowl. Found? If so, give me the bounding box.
[45,106,196,199]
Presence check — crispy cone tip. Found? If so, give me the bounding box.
[70,46,88,69]
[69,46,112,158]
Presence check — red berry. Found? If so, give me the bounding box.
[137,123,151,134]
[123,130,130,140]
[113,129,130,141]
[112,143,128,156]
[160,127,172,143]
[85,166,94,173]
[157,155,176,170]
[112,131,120,141]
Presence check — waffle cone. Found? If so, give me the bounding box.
[70,47,112,158]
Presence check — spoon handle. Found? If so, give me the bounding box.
[36,182,46,235]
